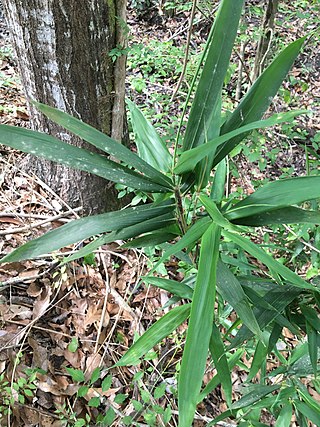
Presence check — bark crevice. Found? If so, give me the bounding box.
[3,0,123,214]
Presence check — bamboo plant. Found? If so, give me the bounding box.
[1,0,319,425]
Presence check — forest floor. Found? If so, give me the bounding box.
[0,2,320,427]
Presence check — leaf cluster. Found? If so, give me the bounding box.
[0,1,318,425]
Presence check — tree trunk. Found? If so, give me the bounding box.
[252,0,279,81]
[3,0,127,214]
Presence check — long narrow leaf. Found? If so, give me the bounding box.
[183,0,244,152]
[175,111,307,174]
[198,348,244,403]
[216,261,262,337]
[222,230,316,291]
[200,194,243,232]
[179,223,221,427]
[300,305,320,331]
[226,176,320,221]
[294,400,320,426]
[0,125,171,193]
[209,324,232,406]
[247,338,268,381]
[34,101,173,188]
[158,261,262,338]
[231,284,301,347]
[122,231,178,248]
[213,36,306,166]
[231,206,320,226]
[243,286,299,335]
[0,200,175,263]
[60,211,177,265]
[296,381,320,414]
[206,409,234,426]
[275,403,293,427]
[142,277,194,300]
[127,99,172,172]
[182,0,244,186]
[231,384,280,410]
[295,410,309,427]
[116,304,191,366]
[150,216,212,273]
[210,159,227,204]
[305,321,318,377]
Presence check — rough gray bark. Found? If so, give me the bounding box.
[3,0,127,214]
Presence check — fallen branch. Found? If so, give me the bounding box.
[0,261,59,287]
[0,207,82,236]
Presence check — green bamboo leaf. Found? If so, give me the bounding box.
[275,404,293,427]
[0,200,175,263]
[289,342,309,367]
[231,206,320,226]
[296,381,320,413]
[200,194,243,232]
[182,0,244,153]
[60,235,109,265]
[222,230,316,292]
[209,324,232,406]
[243,286,298,335]
[206,409,234,427]
[213,36,307,166]
[300,307,320,376]
[116,304,191,366]
[226,176,320,221]
[268,323,284,354]
[306,321,318,377]
[231,384,280,410]
[146,260,262,340]
[182,0,244,186]
[300,305,320,331]
[294,400,320,426]
[0,125,171,193]
[231,283,301,347]
[198,348,244,403]
[295,410,309,427]
[60,211,177,265]
[142,277,194,300]
[245,396,288,412]
[122,231,178,248]
[90,215,177,267]
[175,111,307,174]
[178,223,221,427]
[221,253,257,272]
[210,159,227,204]
[216,261,262,337]
[247,338,268,382]
[34,101,172,188]
[287,343,320,376]
[127,99,172,172]
[150,216,212,273]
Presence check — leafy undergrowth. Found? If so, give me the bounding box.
[0,1,320,426]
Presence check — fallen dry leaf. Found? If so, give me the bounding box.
[63,348,84,369]
[33,283,52,319]
[83,303,103,330]
[28,337,49,371]
[27,281,42,297]
[20,406,40,425]
[0,303,32,321]
[84,353,103,381]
